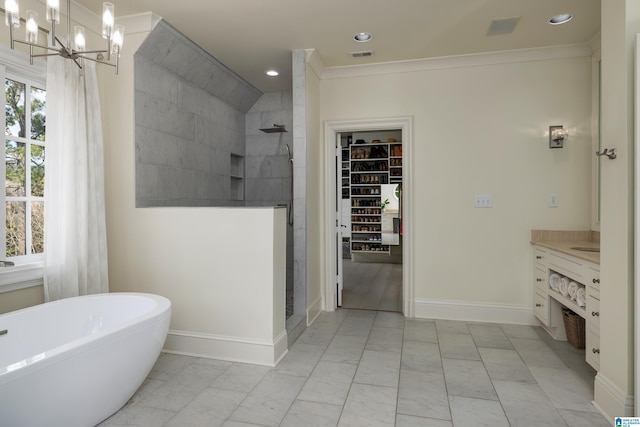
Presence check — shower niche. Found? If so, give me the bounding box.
[230,154,245,201]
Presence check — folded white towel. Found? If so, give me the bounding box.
[576,287,586,308]
[559,276,570,296]
[568,281,579,300]
[549,273,561,292]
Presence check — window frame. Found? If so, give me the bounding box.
[0,44,46,292]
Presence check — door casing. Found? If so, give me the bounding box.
[323,117,414,317]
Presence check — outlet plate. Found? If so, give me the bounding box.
[548,193,559,208]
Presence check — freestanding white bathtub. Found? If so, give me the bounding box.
[0,292,171,427]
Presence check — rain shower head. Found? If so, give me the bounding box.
[259,124,287,133]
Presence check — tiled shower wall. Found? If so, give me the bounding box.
[134,20,262,207]
[245,93,294,305]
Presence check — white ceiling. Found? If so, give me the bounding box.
[77,0,601,93]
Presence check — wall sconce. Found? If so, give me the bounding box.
[549,125,568,148]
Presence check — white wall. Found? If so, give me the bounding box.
[99,16,287,366]
[0,285,43,314]
[319,50,593,317]
[595,0,639,418]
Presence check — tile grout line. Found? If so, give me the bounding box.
[436,322,456,425]
[282,308,357,426]
[334,309,377,426]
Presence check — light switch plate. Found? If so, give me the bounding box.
[548,193,559,208]
[474,195,493,208]
[549,125,564,148]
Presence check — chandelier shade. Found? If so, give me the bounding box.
[4,0,124,73]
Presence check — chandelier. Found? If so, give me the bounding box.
[4,0,124,73]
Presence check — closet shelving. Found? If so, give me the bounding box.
[341,145,350,199]
[389,143,403,184]
[348,138,402,255]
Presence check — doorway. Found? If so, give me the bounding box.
[339,129,403,312]
[324,117,414,316]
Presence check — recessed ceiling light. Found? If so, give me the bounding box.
[354,32,373,42]
[549,14,573,25]
[265,70,279,77]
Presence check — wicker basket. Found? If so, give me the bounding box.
[562,308,585,349]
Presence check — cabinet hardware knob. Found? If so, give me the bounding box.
[592,348,600,354]
[536,256,542,259]
[536,278,542,282]
[593,278,600,284]
[535,303,542,307]
[591,311,600,317]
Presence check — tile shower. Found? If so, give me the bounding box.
[134,20,296,318]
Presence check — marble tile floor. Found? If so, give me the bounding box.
[99,310,611,427]
[342,260,402,313]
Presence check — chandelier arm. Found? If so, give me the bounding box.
[77,53,115,68]
[13,40,63,54]
[79,49,109,55]
[54,36,69,49]
[30,52,66,58]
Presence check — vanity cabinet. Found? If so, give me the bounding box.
[533,248,550,325]
[585,266,600,370]
[531,244,600,371]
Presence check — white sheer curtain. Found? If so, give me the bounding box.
[43,56,109,301]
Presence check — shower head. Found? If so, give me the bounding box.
[259,124,287,133]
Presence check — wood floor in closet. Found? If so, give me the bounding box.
[341,259,402,312]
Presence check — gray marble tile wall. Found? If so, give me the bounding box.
[134,19,262,207]
[245,92,294,299]
[245,93,293,202]
[291,50,307,322]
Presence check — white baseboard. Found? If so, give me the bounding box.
[594,372,634,420]
[414,298,537,325]
[163,329,288,367]
[306,296,323,325]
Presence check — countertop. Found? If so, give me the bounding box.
[531,240,599,264]
[530,230,600,265]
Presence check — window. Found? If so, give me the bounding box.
[0,46,46,270]
[2,73,45,262]
[0,47,46,291]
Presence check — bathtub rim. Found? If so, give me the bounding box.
[0,292,171,384]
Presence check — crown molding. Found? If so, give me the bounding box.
[320,43,594,81]
[65,3,159,37]
[117,13,162,35]
[305,48,325,80]
[0,43,45,82]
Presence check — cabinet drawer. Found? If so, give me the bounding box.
[533,247,548,267]
[587,294,600,328]
[587,264,600,292]
[534,266,547,293]
[548,251,586,283]
[534,291,549,326]
[586,327,600,370]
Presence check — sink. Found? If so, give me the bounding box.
[570,247,600,253]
